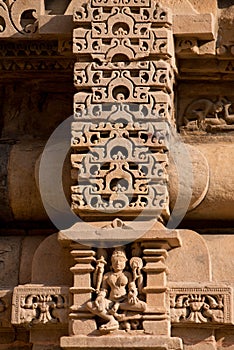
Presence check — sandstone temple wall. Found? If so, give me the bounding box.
[0,1,234,349]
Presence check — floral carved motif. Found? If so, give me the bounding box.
[170,287,232,324]
[12,286,69,327]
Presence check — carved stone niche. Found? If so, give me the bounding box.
[59,220,183,350]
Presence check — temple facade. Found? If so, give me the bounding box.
[0,1,234,349]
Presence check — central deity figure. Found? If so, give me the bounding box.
[86,247,147,333]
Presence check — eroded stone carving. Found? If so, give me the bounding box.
[12,286,69,326]
[180,97,234,133]
[170,287,232,324]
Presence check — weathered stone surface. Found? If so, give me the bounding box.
[216,329,234,350]
[0,237,22,288]
[61,334,183,350]
[172,328,217,350]
[19,236,46,285]
[203,235,234,283]
[31,234,74,286]
[1,1,234,350]
[167,230,211,282]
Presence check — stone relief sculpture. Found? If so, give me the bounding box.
[12,286,69,327]
[170,287,232,324]
[181,97,234,133]
[86,247,147,333]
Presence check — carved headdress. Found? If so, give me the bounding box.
[111,247,127,261]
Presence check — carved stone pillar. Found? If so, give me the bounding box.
[69,245,96,335]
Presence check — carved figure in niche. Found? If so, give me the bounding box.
[86,247,146,333]
[182,97,228,130]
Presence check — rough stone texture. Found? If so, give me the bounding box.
[0,237,22,288]
[31,234,74,286]
[172,328,217,350]
[19,236,46,285]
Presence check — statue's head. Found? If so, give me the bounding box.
[111,247,127,272]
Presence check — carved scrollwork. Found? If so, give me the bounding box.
[12,286,69,327]
[0,0,42,37]
[170,287,232,325]
[72,0,173,220]
[71,104,169,219]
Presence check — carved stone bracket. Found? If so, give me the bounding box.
[170,286,233,325]
[12,285,69,327]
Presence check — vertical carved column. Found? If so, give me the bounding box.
[71,0,174,221]
[69,245,96,335]
[61,1,183,349]
[142,246,169,335]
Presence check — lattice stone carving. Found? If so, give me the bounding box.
[12,286,69,327]
[71,106,169,218]
[72,0,174,220]
[0,0,44,37]
[170,287,232,325]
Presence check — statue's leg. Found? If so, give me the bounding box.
[86,300,119,332]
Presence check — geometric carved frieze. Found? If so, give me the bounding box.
[12,286,69,327]
[74,1,173,60]
[72,0,174,221]
[71,105,170,219]
[170,287,233,325]
[0,40,74,74]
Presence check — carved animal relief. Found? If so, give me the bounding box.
[170,287,232,324]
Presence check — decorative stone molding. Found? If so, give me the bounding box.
[71,0,175,222]
[0,40,74,74]
[170,286,233,325]
[0,0,43,37]
[12,285,69,327]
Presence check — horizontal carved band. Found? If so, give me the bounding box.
[12,285,69,327]
[170,286,232,325]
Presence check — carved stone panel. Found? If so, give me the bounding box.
[72,0,174,221]
[170,287,233,325]
[12,285,69,327]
